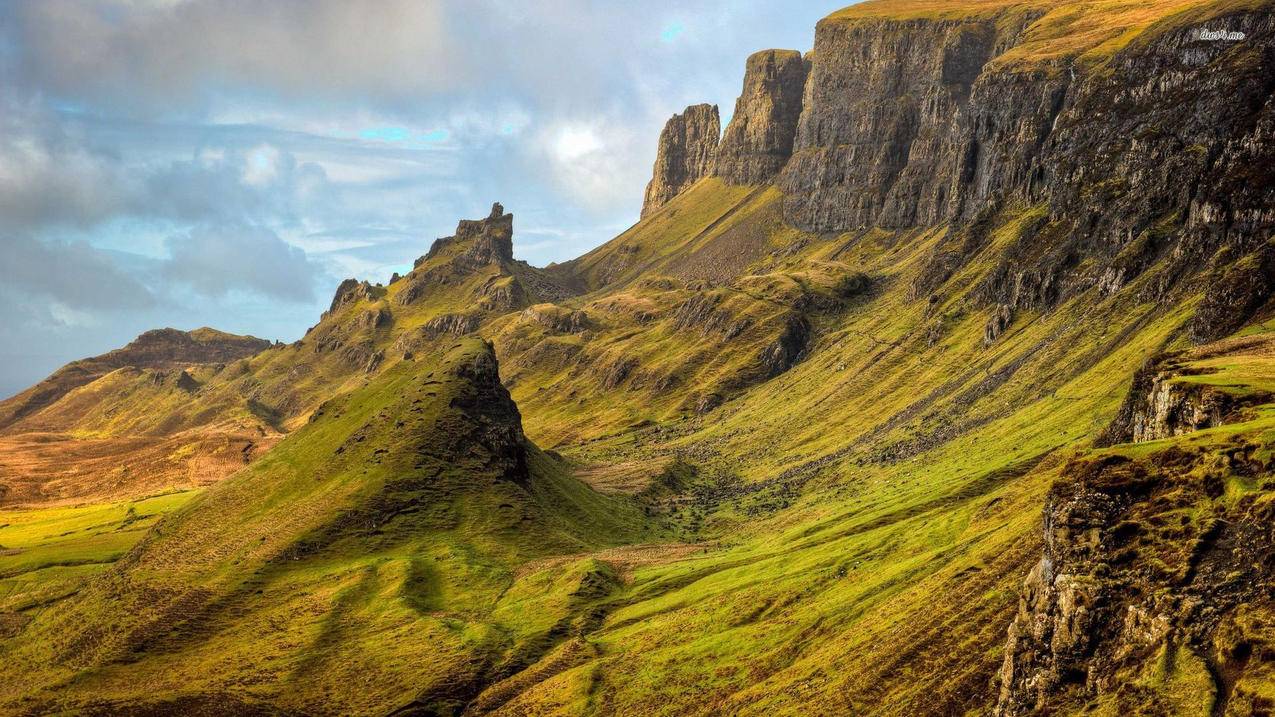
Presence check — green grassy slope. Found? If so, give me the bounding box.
[0,339,655,715]
[0,0,1272,712]
[4,193,1270,716]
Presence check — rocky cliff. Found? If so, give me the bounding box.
[996,447,1275,716]
[775,4,1275,335]
[641,104,721,217]
[713,49,809,185]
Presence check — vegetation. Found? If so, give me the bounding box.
[1,0,1273,714]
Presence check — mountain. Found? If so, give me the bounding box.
[0,328,274,506]
[3,0,1275,714]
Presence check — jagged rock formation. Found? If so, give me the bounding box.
[641,104,720,217]
[328,279,380,315]
[714,49,809,184]
[1100,349,1273,446]
[433,201,515,266]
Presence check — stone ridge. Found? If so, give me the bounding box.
[713,49,810,185]
[424,202,515,265]
[640,104,721,218]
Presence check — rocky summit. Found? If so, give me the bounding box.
[3,1,1275,716]
[714,49,809,185]
[640,103,721,217]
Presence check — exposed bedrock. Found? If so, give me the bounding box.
[641,104,720,217]
[780,13,1040,230]
[714,49,810,185]
[780,11,1275,250]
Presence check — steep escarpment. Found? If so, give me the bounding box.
[714,49,810,184]
[996,446,1275,716]
[640,104,721,217]
[780,10,1035,230]
[781,2,1275,337]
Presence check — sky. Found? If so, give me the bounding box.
[0,0,848,399]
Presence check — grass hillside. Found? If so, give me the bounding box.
[825,0,1257,68]
[0,0,1273,714]
[1,338,654,715]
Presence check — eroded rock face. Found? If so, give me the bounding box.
[448,340,529,484]
[714,49,809,185]
[780,14,1027,230]
[424,202,515,267]
[1099,353,1270,446]
[996,448,1275,716]
[641,104,720,217]
[328,279,379,315]
[398,203,517,306]
[778,9,1275,333]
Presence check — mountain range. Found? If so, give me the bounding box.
[2,1,1274,714]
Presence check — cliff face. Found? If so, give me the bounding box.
[996,448,1275,716]
[714,49,810,185]
[641,104,721,217]
[780,13,1036,230]
[1100,348,1273,447]
[778,7,1275,334]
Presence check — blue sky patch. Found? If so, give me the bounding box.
[359,126,411,142]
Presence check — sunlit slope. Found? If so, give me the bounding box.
[472,203,1273,715]
[0,207,578,506]
[0,338,653,715]
[825,0,1258,68]
[489,180,868,447]
[0,328,270,433]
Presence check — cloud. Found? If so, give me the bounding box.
[0,101,135,231]
[0,233,154,310]
[9,0,462,113]
[163,223,319,302]
[0,0,849,399]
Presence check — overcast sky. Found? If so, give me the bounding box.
[0,0,847,398]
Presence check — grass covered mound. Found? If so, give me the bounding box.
[1,338,652,715]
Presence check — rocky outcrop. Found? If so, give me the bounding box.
[520,305,590,334]
[447,340,530,484]
[423,202,514,267]
[328,279,378,315]
[423,312,481,338]
[1188,245,1275,344]
[758,313,811,377]
[996,449,1275,715]
[1100,353,1271,446]
[641,104,720,217]
[714,49,809,185]
[777,7,1275,333]
[394,203,576,312]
